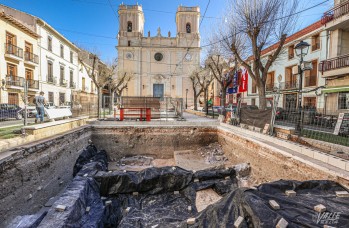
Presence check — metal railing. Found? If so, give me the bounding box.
[322,0,349,24]
[24,51,39,64]
[27,79,39,89]
[47,75,57,84]
[5,43,23,58]
[284,80,298,89]
[319,54,349,73]
[6,75,24,87]
[70,82,76,89]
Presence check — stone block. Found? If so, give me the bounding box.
[313,152,329,163]
[254,127,262,133]
[328,156,346,170]
[188,206,192,211]
[55,205,66,212]
[240,124,247,129]
[187,218,196,225]
[248,125,254,131]
[276,132,290,140]
[174,191,180,195]
[285,190,296,197]
[194,178,199,182]
[301,148,314,158]
[234,216,244,228]
[86,206,91,212]
[346,161,349,172]
[276,218,288,228]
[105,200,112,206]
[132,192,139,196]
[269,200,280,210]
[335,191,349,197]
[314,204,326,213]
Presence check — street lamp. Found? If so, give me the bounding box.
[185,89,188,109]
[294,40,310,135]
[206,80,210,116]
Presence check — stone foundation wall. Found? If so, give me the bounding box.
[0,126,92,227]
[91,126,218,160]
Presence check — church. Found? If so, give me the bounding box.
[116,4,201,106]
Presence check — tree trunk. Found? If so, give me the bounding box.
[258,83,267,110]
[221,86,227,107]
[98,87,103,118]
[194,95,198,111]
[203,90,208,111]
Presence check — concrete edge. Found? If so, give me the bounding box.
[22,116,90,130]
[219,123,349,179]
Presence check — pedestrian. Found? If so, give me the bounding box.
[33,91,47,123]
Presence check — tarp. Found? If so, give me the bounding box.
[240,107,272,128]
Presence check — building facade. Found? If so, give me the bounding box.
[0,4,98,108]
[116,4,200,106]
[0,11,40,106]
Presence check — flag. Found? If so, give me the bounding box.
[239,68,248,92]
[228,71,239,94]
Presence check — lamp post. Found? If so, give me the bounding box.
[206,80,210,116]
[185,89,188,109]
[294,40,310,135]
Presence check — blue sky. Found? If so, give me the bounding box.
[0,0,332,61]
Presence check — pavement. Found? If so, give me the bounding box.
[0,118,36,129]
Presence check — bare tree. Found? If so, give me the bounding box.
[189,67,204,111]
[78,50,117,118]
[195,67,214,112]
[223,0,299,109]
[205,55,232,106]
[107,70,134,106]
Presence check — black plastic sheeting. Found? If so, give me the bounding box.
[73,144,108,177]
[186,180,349,228]
[12,145,349,228]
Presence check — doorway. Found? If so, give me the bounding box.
[153,84,164,98]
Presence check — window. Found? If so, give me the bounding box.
[48,92,54,103]
[7,64,17,76]
[59,93,65,105]
[25,42,33,61]
[266,72,275,91]
[251,98,256,106]
[288,45,295,59]
[6,32,16,45]
[285,66,297,89]
[186,23,191,33]
[70,51,73,63]
[304,97,316,108]
[48,36,52,51]
[312,34,320,51]
[47,61,53,82]
[338,92,349,109]
[25,69,33,80]
[127,21,132,32]
[70,71,74,88]
[60,66,65,85]
[6,32,17,55]
[128,41,131,47]
[82,78,86,91]
[60,44,64,58]
[304,60,317,87]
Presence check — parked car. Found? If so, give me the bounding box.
[0,104,23,120]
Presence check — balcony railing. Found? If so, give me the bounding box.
[266,83,277,92]
[70,82,76,89]
[284,80,297,89]
[5,43,23,58]
[24,51,39,64]
[319,54,349,73]
[47,75,57,84]
[321,1,349,24]
[6,75,24,87]
[27,79,39,89]
[60,79,67,87]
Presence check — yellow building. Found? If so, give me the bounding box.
[116,4,200,106]
[0,11,40,106]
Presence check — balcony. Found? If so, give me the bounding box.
[4,43,23,61]
[60,79,67,87]
[27,79,39,90]
[304,76,317,87]
[284,80,298,90]
[70,82,76,89]
[24,51,39,65]
[47,76,57,84]
[6,75,24,88]
[319,54,349,77]
[321,1,349,30]
[266,83,278,92]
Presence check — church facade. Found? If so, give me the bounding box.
[116,4,200,106]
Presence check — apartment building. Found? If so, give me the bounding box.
[0,11,40,106]
[0,4,99,108]
[35,18,80,106]
[320,0,349,114]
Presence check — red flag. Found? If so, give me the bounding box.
[239,68,248,92]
